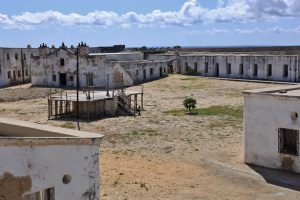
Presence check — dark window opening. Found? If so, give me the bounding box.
[143,69,146,79]
[267,64,272,76]
[215,63,219,77]
[185,62,188,72]
[194,63,198,71]
[136,70,139,76]
[226,63,231,74]
[52,75,56,82]
[22,187,55,200]
[18,70,21,77]
[86,74,94,86]
[239,64,244,75]
[24,54,26,60]
[150,68,154,75]
[7,71,11,79]
[283,64,288,77]
[13,71,16,81]
[15,53,18,60]
[253,64,258,76]
[7,53,10,60]
[69,75,74,82]
[279,128,299,156]
[164,67,166,73]
[60,58,65,66]
[204,62,208,73]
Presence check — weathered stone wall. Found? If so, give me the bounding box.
[244,91,300,173]
[180,54,299,82]
[0,144,100,200]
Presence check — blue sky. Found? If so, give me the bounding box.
[0,0,299,47]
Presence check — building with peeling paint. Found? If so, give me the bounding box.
[243,85,300,173]
[30,43,169,89]
[0,117,103,200]
[148,51,300,82]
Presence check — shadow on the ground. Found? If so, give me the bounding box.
[248,164,300,192]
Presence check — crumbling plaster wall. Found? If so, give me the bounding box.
[0,144,100,200]
[180,55,299,82]
[244,94,300,173]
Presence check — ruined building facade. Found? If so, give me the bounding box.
[1,44,300,88]
[30,43,169,89]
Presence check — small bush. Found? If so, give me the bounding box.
[183,97,197,115]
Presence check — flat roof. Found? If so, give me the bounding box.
[89,52,141,56]
[243,85,300,98]
[180,53,299,57]
[0,117,104,139]
[50,90,142,102]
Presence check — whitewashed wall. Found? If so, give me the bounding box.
[244,93,300,173]
[0,144,100,199]
[180,55,299,82]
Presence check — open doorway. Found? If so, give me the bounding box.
[59,73,67,87]
[215,63,219,77]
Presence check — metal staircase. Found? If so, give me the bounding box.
[116,89,141,116]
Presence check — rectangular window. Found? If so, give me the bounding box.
[150,68,154,75]
[86,74,94,86]
[24,54,26,60]
[18,70,21,77]
[185,62,188,72]
[69,75,74,82]
[7,71,11,79]
[226,63,231,74]
[283,64,288,77]
[239,64,244,75]
[52,75,56,82]
[164,67,166,73]
[143,69,146,79]
[194,63,198,71]
[136,70,139,76]
[22,187,55,200]
[204,62,208,73]
[60,58,65,66]
[267,64,272,76]
[15,53,18,60]
[7,53,10,60]
[253,64,258,76]
[279,128,299,156]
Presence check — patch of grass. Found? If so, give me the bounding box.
[128,130,145,137]
[163,105,243,118]
[59,122,76,129]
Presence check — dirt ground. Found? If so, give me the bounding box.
[0,74,300,199]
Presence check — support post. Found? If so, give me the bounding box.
[76,46,80,130]
[106,74,110,97]
[141,85,144,110]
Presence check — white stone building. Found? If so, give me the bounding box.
[179,53,300,82]
[243,85,300,173]
[0,117,103,200]
[0,47,38,87]
[30,44,168,88]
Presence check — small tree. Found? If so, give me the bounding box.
[183,97,197,115]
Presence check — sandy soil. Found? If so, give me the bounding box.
[0,74,299,199]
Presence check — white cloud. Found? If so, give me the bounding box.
[0,0,299,30]
[188,26,300,35]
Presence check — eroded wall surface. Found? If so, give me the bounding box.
[244,94,300,173]
[0,144,100,200]
[180,55,299,82]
